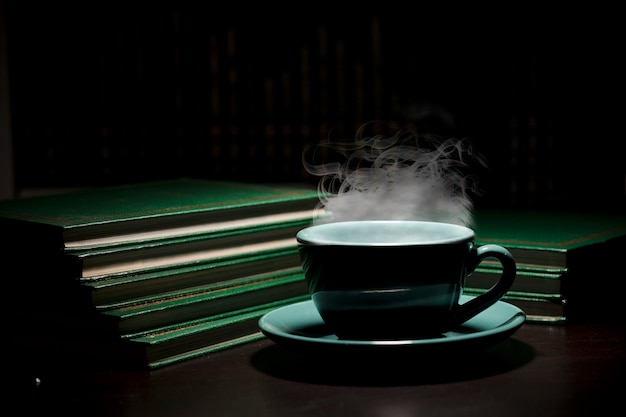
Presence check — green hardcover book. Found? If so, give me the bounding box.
[60,219,307,278]
[97,265,305,311]
[471,209,626,323]
[80,246,301,308]
[473,209,626,269]
[127,294,309,369]
[0,178,324,251]
[467,263,624,324]
[127,295,310,369]
[467,267,565,296]
[464,288,567,324]
[10,241,302,316]
[11,295,310,370]
[21,267,309,338]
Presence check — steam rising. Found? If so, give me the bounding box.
[304,121,486,227]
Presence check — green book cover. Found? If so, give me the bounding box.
[21,267,308,338]
[99,266,305,311]
[105,268,308,336]
[129,295,310,369]
[464,288,567,324]
[62,219,307,278]
[81,247,301,308]
[467,267,565,296]
[474,209,626,268]
[10,241,303,316]
[0,178,324,251]
[10,295,309,370]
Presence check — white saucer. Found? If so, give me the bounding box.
[258,295,526,354]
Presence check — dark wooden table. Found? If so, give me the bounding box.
[9,317,625,417]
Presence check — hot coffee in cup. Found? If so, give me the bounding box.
[296,220,516,340]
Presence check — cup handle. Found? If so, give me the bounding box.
[452,244,517,326]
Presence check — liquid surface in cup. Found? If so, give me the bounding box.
[297,220,474,246]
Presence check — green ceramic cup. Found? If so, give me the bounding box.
[296,220,516,340]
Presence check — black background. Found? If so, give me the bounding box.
[3,3,624,211]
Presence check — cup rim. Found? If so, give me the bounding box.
[296,220,475,246]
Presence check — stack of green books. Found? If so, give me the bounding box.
[1,178,323,369]
[465,209,626,324]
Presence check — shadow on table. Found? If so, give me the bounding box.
[251,337,534,386]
